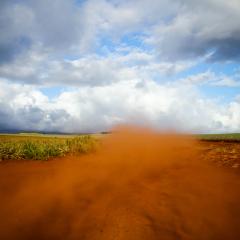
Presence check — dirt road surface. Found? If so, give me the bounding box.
[0,128,240,240]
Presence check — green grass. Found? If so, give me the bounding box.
[197,133,240,142]
[0,134,98,161]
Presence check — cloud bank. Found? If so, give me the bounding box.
[0,0,240,133]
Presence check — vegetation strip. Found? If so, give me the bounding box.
[197,133,240,142]
[0,135,98,161]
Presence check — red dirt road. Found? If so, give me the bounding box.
[0,128,240,240]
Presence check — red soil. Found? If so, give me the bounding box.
[0,127,240,240]
[199,141,240,169]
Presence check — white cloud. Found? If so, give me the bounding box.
[0,80,71,132]
[0,48,192,87]
[0,79,239,133]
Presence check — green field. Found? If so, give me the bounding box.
[197,133,240,142]
[0,133,98,161]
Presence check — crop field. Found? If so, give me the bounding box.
[0,133,98,161]
[197,133,240,142]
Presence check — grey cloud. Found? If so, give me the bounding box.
[0,37,31,64]
[26,0,82,49]
[155,33,240,62]
[0,104,71,132]
[15,106,71,132]
[0,81,72,132]
[209,37,240,61]
[0,102,16,131]
[151,0,240,61]
[0,1,32,63]
[0,0,86,64]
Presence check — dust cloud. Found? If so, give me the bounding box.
[0,126,240,240]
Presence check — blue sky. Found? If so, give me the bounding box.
[0,0,240,133]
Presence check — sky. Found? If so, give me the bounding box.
[0,0,240,133]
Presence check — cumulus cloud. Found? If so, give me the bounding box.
[0,81,71,132]
[0,80,239,133]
